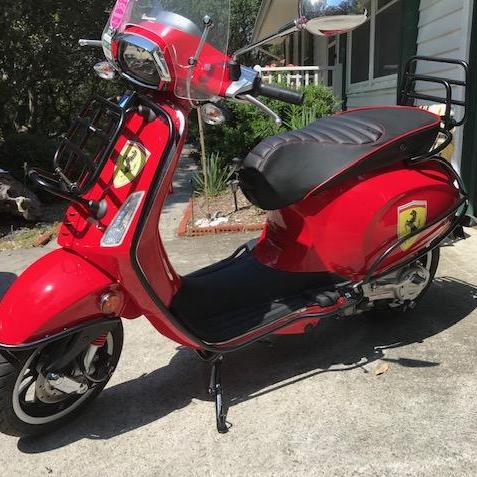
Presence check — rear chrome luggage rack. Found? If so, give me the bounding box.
[398,56,470,163]
[398,56,470,129]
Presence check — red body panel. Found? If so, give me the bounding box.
[0,249,117,345]
[254,162,460,280]
[56,101,201,349]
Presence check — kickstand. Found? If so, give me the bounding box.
[208,355,229,433]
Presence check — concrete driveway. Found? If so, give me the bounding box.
[0,177,476,475]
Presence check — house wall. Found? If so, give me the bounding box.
[347,0,473,110]
[313,36,328,67]
[345,0,473,169]
[415,0,474,169]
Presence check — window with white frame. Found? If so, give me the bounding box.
[348,0,403,88]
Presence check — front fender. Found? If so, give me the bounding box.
[0,249,117,345]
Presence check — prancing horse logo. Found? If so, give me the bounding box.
[113,141,151,188]
[397,200,428,251]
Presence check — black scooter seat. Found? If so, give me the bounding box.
[239,106,441,210]
[171,246,343,344]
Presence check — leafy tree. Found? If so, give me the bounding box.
[228,0,262,61]
[0,0,273,179]
[0,0,262,140]
[0,1,117,139]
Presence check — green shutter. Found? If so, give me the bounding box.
[339,34,347,110]
[462,4,477,214]
[397,0,420,101]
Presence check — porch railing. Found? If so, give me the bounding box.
[254,65,342,100]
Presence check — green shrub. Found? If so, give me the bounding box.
[201,83,339,163]
[284,105,323,130]
[193,152,235,197]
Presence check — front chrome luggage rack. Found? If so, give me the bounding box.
[54,96,125,195]
[28,95,127,217]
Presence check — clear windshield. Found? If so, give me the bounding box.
[104,0,231,100]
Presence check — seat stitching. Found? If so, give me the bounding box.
[338,116,384,134]
[314,124,364,144]
[307,124,348,143]
[302,127,338,142]
[320,123,376,144]
[330,118,384,141]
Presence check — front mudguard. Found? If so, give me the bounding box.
[0,248,120,346]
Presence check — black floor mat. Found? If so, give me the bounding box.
[171,248,342,343]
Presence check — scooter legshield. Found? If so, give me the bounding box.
[0,248,117,346]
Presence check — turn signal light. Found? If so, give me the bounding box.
[94,61,116,80]
[99,291,124,315]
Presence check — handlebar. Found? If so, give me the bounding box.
[254,81,304,105]
[79,39,103,48]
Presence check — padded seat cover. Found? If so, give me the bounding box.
[239,106,440,210]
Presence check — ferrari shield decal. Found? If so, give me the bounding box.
[113,141,150,188]
[397,200,428,251]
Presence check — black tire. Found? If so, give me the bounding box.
[0,322,123,437]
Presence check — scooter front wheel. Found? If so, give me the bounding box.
[0,322,123,437]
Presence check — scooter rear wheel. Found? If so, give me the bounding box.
[0,322,123,437]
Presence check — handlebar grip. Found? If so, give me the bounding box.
[255,82,304,105]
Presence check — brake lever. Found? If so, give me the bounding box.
[236,94,282,126]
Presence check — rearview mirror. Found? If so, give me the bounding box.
[233,0,368,59]
[299,0,368,36]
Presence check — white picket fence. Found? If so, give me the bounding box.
[253,65,342,99]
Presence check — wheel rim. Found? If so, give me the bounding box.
[12,333,114,425]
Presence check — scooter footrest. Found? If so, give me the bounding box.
[303,290,340,307]
[172,246,344,344]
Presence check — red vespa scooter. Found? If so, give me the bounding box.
[0,0,471,436]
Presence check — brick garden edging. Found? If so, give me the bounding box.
[177,199,264,237]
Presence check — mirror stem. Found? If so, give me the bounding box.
[233,20,299,60]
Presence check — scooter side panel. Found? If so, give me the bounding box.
[58,100,203,349]
[0,249,117,345]
[254,162,460,280]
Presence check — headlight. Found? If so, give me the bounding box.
[117,34,171,88]
[121,43,161,85]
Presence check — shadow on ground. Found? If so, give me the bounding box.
[18,276,477,453]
